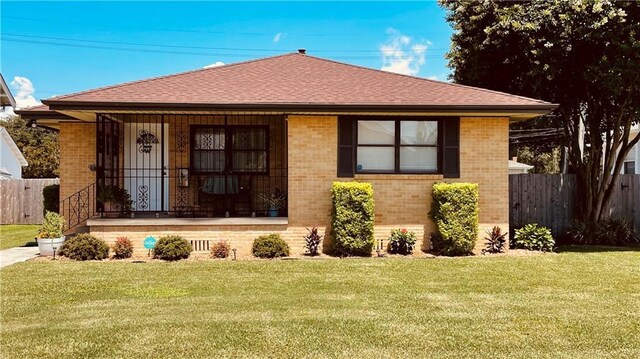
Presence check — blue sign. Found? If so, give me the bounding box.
[143,236,157,250]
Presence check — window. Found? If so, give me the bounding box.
[192,126,268,173]
[356,119,439,173]
[624,161,635,174]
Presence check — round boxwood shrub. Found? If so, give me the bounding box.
[59,233,109,261]
[252,234,290,258]
[153,235,192,261]
[513,224,554,252]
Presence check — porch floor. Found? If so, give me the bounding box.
[87,217,288,227]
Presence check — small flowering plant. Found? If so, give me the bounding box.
[387,228,417,255]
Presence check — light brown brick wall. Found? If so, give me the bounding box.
[459,117,510,245]
[59,123,96,202]
[85,115,509,256]
[286,115,510,252]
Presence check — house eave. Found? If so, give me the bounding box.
[43,100,557,112]
[41,100,557,121]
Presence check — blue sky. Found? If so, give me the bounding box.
[0,1,453,108]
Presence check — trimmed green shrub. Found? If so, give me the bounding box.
[38,211,65,239]
[252,234,290,258]
[153,235,192,261]
[211,240,231,259]
[566,218,638,246]
[59,233,109,261]
[112,237,133,259]
[42,184,60,215]
[387,228,417,255]
[331,181,375,256]
[429,183,479,256]
[513,224,555,252]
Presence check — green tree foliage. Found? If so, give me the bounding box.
[440,0,640,222]
[516,146,561,174]
[1,115,59,178]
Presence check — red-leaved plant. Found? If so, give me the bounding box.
[112,236,133,259]
[211,240,231,259]
[304,227,323,256]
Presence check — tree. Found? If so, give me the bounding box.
[1,116,59,178]
[440,0,640,222]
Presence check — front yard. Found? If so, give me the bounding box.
[0,225,38,250]
[1,249,639,358]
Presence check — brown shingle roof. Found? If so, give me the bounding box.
[43,53,553,109]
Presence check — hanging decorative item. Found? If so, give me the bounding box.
[137,130,159,153]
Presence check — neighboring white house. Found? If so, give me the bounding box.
[1,74,28,179]
[621,125,639,175]
[508,157,534,174]
[0,126,28,179]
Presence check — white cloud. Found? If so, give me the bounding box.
[203,61,225,69]
[379,28,431,76]
[10,76,41,109]
[273,32,286,43]
[426,74,445,82]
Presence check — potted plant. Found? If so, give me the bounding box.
[97,184,133,217]
[37,211,66,256]
[257,190,287,217]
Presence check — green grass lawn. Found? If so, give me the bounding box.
[1,249,639,358]
[0,225,39,250]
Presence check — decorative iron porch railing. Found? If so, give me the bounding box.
[59,182,97,232]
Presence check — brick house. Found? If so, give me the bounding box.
[18,51,556,255]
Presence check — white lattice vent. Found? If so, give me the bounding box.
[190,240,210,252]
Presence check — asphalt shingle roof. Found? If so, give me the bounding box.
[44,53,552,108]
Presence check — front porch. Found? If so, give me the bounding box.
[61,113,288,230]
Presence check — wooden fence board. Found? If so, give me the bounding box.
[509,174,639,237]
[0,179,59,224]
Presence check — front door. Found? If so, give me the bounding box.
[124,122,169,212]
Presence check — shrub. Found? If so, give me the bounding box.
[387,228,417,255]
[153,235,192,261]
[482,226,507,254]
[59,233,109,260]
[429,183,479,256]
[42,184,60,215]
[331,181,375,256]
[304,227,323,256]
[513,224,554,252]
[252,234,290,258]
[566,217,639,246]
[112,237,133,259]
[211,240,231,259]
[38,211,65,239]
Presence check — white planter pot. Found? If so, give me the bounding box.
[38,237,65,256]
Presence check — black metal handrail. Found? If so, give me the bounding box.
[59,182,97,232]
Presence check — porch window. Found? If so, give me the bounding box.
[192,126,268,173]
[356,120,439,173]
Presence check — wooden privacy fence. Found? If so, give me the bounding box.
[0,178,59,225]
[510,174,640,237]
